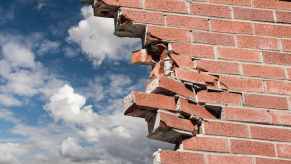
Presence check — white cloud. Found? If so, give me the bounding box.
[0,94,22,107]
[0,34,65,106]
[67,6,141,65]
[45,84,97,124]
[43,83,172,164]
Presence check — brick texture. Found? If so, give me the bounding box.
[92,0,291,163]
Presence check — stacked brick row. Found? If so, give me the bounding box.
[90,0,291,163]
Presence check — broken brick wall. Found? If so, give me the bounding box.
[91,0,291,163]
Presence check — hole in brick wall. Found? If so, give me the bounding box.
[204,105,222,119]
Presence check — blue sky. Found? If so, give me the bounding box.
[0,0,170,163]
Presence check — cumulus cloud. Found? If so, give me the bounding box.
[0,34,64,107]
[68,6,141,65]
[43,82,171,164]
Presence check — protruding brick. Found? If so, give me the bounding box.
[204,120,249,138]
[169,53,193,68]
[182,136,229,153]
[146,76,194,98]
[178,98,215,119]
[244,94,288,110]
[123,91,176,117]
[148,111,195,143]
[131,49,153,65]
[231,139,275,157]
[175,68,218,86]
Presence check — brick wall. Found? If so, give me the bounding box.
[90,0,291,163]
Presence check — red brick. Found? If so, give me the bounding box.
[251,126,291,142]
[233,7,274,22]
[271,111,291,127]
[172,43,214,59]
[256,158,291,164]
[146,76,194,98]
[148,25,190,42]
[145,0,187,13]
[277,144,291,158]
[242,64,285,79]
[169,53,193,68]
[121,8,163,25]
[195,60,240,75]
[237,35,279,50]
[266,80,291,95]
[219,76,264,92]
[255,24,291,38]
[208,155,252,164]
[193,31,235,46]
[103,0,141,8]
[263,51,291,66]
[197,90,242,105]
[254,0,291,10]
[131,49,153,65]
[288,68,291,80]
[209,0,252,6]
[244,94,288,110]
[190,3,231,18]
[183,136,229,153]
[230,139,275,157]
[175,68,218,86]
[178,98,215,119]
[204,120,249,138]
[276,11,291,24]
[157,151,205,164]
[282,39,291,52]
[211,20,253,34]
[218,47,260,62]
[158,111,195,132]
[123,91,176,117]
[223,107,273,124]
[166,15,209,30]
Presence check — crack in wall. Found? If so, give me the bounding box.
[88,0,242,152]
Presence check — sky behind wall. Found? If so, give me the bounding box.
[0,0,170,163]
